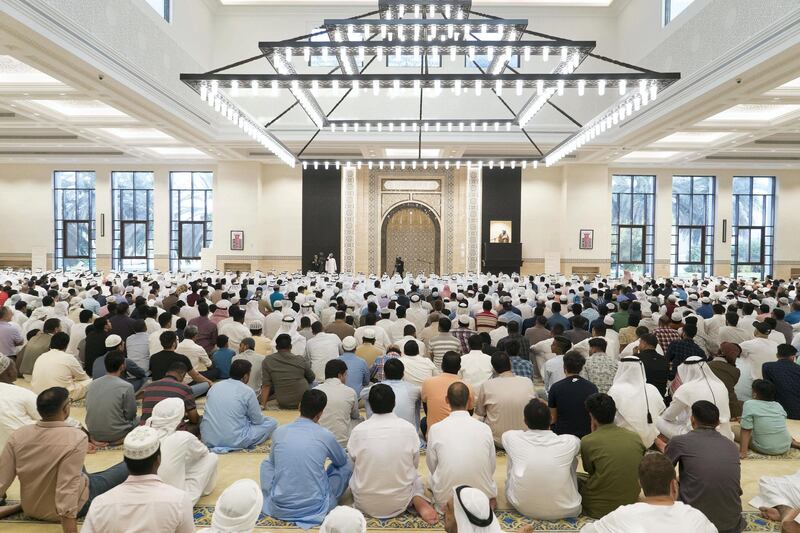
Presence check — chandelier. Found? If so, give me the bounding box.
[180,0,680,169]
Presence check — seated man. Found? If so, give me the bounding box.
[202,479,263,533]
[763,343,800,420]
[314,359,361,448]
[607,356,666,449]
[150,331,212,398]
[82,426,195,533]
[750,470,800,529]
[738,379,800,457]
[260,389,352,528]
[662,400,744,533]
[85,351,138,444]
[549,351,599,439]
[475,351,537,447]
[232,337,265,393]
[200,360,278,452]
[583,338,617,394]
[91,334,147,392]
[458,334,494,388]
[261,334,315,409]
[31,331,92,401]
[579,393,646,519]
[348,384,437,524]
[140,361,201,435]
[443,486,503,533]
[708,342,744,419]
[362,358,421,429]
[656,356,733,440]
[0,387,129,528]
[0,354,39,453]
[211,334,235,380]
[421,352,474,437]
[177,325,219,381]
[579,453,716,532]
[146,397,218,505]
[427,382,497,514]
[503,398,581,520]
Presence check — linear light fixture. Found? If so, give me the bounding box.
[327,119,518,132]
[300,158,540,171]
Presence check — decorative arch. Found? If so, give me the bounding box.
[381,201,441,275]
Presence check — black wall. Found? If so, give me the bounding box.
[481,167,522,268]
[302,168,341,272]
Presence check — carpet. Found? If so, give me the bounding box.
[0,503,781,531]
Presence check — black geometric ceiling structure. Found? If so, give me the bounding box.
[180,0,680,169]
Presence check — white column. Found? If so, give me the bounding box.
[341,167,357,273]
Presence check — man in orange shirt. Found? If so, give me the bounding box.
[421,351,474,438]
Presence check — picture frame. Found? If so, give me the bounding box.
[230,230,244,251]
[579,229,594,250]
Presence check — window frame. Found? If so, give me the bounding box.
[169,171,213,272]
[112,171,154,272]
[731,176,775,279]
[53,171,96,271]
[670,175,715,277]
[611,174,656,278]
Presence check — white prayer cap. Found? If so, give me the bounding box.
[362,328,375,340]
[689,294,698,300]
[216,300,231,310]
[146,397,184,438]
[668,295,678,302]
[410,294,420,302]
[458,315,470,326]
[320,506,367,533]
[211,479,264,533]
[559,295,568,303]
[458,301,468,309]
[273,300,283,308]
[452,486,503,533]
[671,311,684,323]
[249,321,263,331]
[282,316,295,323]
[104,334,123,349]
[603,315,614,326]
[123,426,161,460]
[780,297,790,304]
[342,336,357,351]
[0,354,11,374]
[701,297,711,304]
[605,303,616,311]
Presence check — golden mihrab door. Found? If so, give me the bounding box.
[382,202,440,275]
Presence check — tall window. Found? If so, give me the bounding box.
[144,0,170,22]
[54,171,96,271]
[732,176,775,279]
[170,172,213,272]
[663,0,695,25]
[611,175,656,277]
[671,176,715,277]
[112,172,154,272]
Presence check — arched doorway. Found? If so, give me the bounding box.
[382,202,441,275]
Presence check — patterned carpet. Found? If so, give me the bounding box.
[0,503,781,531]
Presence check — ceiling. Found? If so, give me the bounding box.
[1,1,800,169]
[217,0,615,5]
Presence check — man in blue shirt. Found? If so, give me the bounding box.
[339,336,370,398]
[763,344,800,420]
[546,302,571,331]
[269,285,284,308]
[260,389,352,527]
[201,359,278,452]
[785,302,800,325]
[362,358,420,428]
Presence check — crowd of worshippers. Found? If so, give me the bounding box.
[2,271,800,532]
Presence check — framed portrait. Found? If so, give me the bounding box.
[230,230,244,251]
[579,229,594,250]
[489,220,513,243]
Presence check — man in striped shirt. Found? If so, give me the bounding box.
[427,317,463,370]
[139,361,200,435]
[451,315,477,354]
[475,301,498,333]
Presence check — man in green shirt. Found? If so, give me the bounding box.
[579,392,646,518]
[739,379,800,457]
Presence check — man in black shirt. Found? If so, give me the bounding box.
[636,333,670,401]
[549,350,599,438]
[149,330,212,397]
[763,344,800,420]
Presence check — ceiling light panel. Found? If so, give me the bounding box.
[700,104,800,124]
[653,131,737,145]
[28,99,129,118]
[95,127,175,141]
[147,146,210,157]
[616,150,686,162]
[0,56,65,85]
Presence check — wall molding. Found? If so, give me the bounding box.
[215,255,301,261]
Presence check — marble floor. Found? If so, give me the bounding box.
[3,379,798,532]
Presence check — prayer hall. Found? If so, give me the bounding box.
[3,1,800,532]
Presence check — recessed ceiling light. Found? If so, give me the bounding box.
[616,150,685,162]
[700,104,800,124]
[28,99,128,118]
[385,148,441,158]
[653,131,735,145]
[95,127,175,141]
[0,55,65,85]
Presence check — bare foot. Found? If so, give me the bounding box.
[0,503,22,519]
[90,439,109,448]
[517,526,534,533]
[791,439,800,450]
[760,506,781,521]
[412,496,438,525]
[489,497,497,512]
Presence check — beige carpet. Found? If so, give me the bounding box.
[3,379,797,532]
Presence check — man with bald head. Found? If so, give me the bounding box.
[0,307,23,361]
[427,381,497,513]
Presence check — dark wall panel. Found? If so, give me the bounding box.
[481,167,522,270]
[302,168,341,272]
